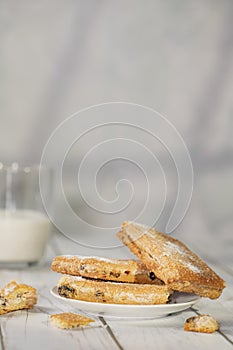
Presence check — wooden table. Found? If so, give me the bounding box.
[0,225,232,350]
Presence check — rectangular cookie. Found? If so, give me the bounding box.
[57,275,172,305]
[51,255,163,284]
[117,222,226,299]
[0,280,37,315]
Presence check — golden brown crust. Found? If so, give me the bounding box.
[0,280,37,315]
[57,275,172,305]
[184,315,219,333]
[117,222,225,299]
[50,312,94,329]
[51,255,163,285]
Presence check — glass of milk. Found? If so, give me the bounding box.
[0,163,53,266]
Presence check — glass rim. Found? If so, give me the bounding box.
[0,162,52,173]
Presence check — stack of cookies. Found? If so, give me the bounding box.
[51,221,225,305]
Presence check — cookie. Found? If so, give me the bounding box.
[50,312,94,329]
[51,255,163,284]
[184,314,219,333]
[0,280,37,315]
[117,221,225,299]
[57,275,172,305]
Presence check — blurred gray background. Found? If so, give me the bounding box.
[1,1,233,259]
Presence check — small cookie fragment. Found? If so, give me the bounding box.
[0,280,37,315]
[50,312,95,329]
[184,314,219,333]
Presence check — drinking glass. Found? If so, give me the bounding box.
[0,163,53,266]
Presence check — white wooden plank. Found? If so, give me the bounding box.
[0,328,3,350]
[105,309,233,350]
[191,262,233,345]
[0,267,119,350]
[193,299,233,345]
[0,309,119,350]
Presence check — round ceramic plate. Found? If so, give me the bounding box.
[50,287,201,319]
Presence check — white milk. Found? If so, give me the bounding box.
[0,210,51,262]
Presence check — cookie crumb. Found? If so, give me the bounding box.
[0,280,37,315]
[50,312,95,329]
[184,314,219,333]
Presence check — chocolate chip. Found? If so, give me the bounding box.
[149,272,156,280]
[80,264,85,271]
[0,297,6,306]
[95,290,104,298]
[58,285,75,297]
[110,272,120,278]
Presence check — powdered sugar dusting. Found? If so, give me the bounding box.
[163,241,201,274]
[114,291,157,304]
[195,315,218,327]
[61,255,120,264]
[63,276,135,286]
[165,241,187,256]
[1,281,17,296]
[185,262,201,273]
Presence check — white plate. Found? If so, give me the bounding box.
[50,287,201,319]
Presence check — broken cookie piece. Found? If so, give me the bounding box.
[0,280,37,315]
[50,312,95,329]
[184,314,219,333]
